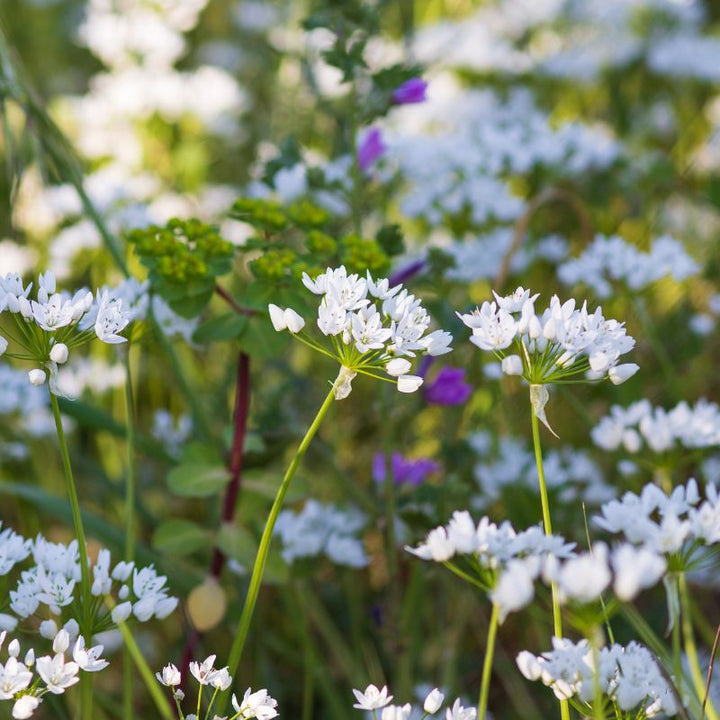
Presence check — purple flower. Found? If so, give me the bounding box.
[373,452,440,486]
[424,367,473,405]
[392,77,427,105]
[357,127,386,171]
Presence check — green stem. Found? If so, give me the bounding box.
[49,391,93,720]
[679,574,719,720]
[49,393,91,627]
[222,379,339,705]
[123,347,137,720]
[529,393,569,720]
[478,604,500,720]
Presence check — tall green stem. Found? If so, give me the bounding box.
[222,379,339,705]
[478,603,499,720]
[529,393,569,720]
[49,391,93,720]
[679,573,719,720]
[123,347,137,720]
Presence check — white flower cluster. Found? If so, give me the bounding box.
[0,271,130,389]
[157,656,278,720]
[459,287,637,385]
[557,234,698,298]
[470,433,614,509]
[4,533,177,627]
[269,266,452,397]
[444,230,568,284]
[274,501,368,568]
[595,479,720,564]
[517,638,677,717]
[353,684,475,720]
[0,628,107,719]
[386,89,620,229]
[406,512,575,621]
[591,399,720,454]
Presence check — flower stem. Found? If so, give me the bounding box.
[529,393,569,720]
[679,573,719,720]
[478,603,499,720]
[222,379,339,703]
[49,390,93,720]
[123,346,137,720]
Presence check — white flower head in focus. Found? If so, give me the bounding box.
[267,266,452,398]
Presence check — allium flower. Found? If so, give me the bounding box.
[357,127,386,171]
[231,687,279,719]
[352,684,393,710]
[392,77,428,104]
[0,271,132,390]
[268,266,452,398]
[406,512,575,622]
[517,639,677,717]
[274,500,368,568]
[459,287,636,385]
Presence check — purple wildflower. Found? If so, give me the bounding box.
[357,127,386,171]
[373,452,440,486]
[424,367,473,405]
[392,77,427,105]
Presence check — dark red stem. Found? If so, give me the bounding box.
[178,350,251,679]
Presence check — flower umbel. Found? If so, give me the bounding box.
[268,266,452,399]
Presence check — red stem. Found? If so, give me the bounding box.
[179,350,251,679]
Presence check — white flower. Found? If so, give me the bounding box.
[210,667,232,691]
[612,545,666,601]
[608,363,639,385]
[0,336,7,357]
[267,304,305,333]
[501,354,523,375]
[397,375,423,393]
[94,291,130,344]
[35,653,79,694]
[555,544,611,603]
[72,637,109,672]
[189,655,217,685]
[156,663,181,686]
[352,684,393,710]
[406,528,455,562]
[0,656,32,699]
[445,699,476,720]
[12,695,40,719]
[49,343,69,364]
[385,358,412,377]
[490,558,539,623]
[231,687,279,719]
[28,370,46,386]
[423,688,445,714]
[381,704,412,720]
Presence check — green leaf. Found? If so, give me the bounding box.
[167,463,229,497]
[216,523,257,567]
[153,519,210,556]
[193,313,249,343]
[236,316,288,359]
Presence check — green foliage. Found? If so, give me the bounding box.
[126,218,235,317]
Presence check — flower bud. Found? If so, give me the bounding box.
[49,343,69,364]
[28,369,46,386]
[385,358,412,376]
[423,688,444,713]
[501,354,523,376]
[284,308,305,333]
[608,363,639,385]
[111,601,133,624]
[268,304,287,332]
[397,374,423,393]
[0,336,7,357]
